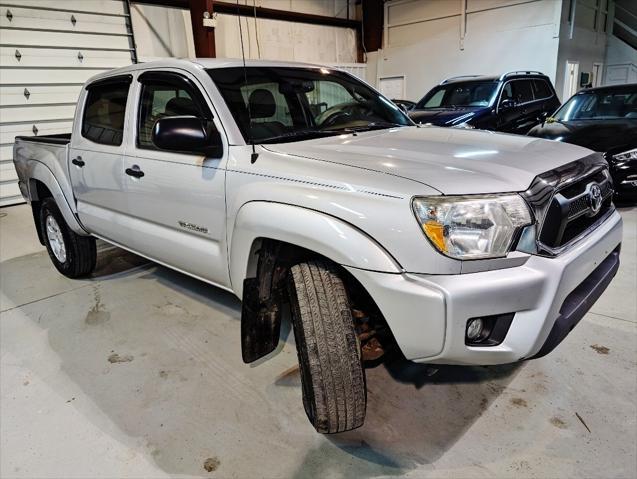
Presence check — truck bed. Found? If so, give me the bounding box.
[13,133,74,209]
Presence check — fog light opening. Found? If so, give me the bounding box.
[465,313,515,347]
[466,318,484,341]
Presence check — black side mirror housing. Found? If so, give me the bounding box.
[500,99,516,110]
[152,116,223,158]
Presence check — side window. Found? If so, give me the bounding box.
[138,79,208,149]
[532,79,552,100]
[82,81,130,146]
[499,82,513,105]
[424,89,445,108]
[512,80,534,104]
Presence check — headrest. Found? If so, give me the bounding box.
[248,89,276,118]
[165,97,199,117]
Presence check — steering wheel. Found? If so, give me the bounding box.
[316,107,354,129]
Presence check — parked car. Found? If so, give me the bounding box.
[391,99,416,111]
[13,60,622,434]
[528,84,637,202]
[409,71,561,134]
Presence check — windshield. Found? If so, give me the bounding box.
[207,67,412,143]
[554,90,637,121]
[415,81,499,109]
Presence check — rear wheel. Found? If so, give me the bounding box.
[39,198,96,278]
[288,260,366,433]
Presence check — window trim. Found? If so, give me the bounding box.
[81,74,132,147]
[136,70,213,152]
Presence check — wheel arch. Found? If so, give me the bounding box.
[27,164,87,236]
[229,201,402,298]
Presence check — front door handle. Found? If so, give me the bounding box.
[125,166,145,178]
[71,156,85,167]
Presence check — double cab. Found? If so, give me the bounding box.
[13,59,622,433]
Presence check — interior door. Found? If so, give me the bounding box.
[69,75,132,244]
[122,70,229,287]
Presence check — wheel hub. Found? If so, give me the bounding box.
[45,215,66,263]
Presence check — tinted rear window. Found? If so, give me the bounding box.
[82,80,130,146]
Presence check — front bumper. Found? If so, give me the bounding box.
[345,210,623,365]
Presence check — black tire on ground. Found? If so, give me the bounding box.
[288,260,366,433]
[39,198,96,278]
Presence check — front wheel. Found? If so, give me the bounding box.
[39,198,96,278]
[288,260,366,433]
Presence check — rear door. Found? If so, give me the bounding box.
[69,75,132,243]
[121,70,230,287]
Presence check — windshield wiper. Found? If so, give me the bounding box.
[325,121,405,134]
[257,129,338,144]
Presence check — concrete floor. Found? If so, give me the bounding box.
[1,203,635,479]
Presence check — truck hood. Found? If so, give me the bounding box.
[264,126,594,195]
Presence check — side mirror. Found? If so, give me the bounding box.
[500,99,516,110]
[152,116,222,158]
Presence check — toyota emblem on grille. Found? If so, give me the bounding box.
[588,183,603,215]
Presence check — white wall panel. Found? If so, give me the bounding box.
[1,29,131,50]
[0,0,135,206]
[374,0,562,101]
[0,47,132,69]
[0,7,130,34]
[0,105,77,124]
[215,13,357,63]
[0,85,83,107]
[0,69,110,85]
[2,1,127,16]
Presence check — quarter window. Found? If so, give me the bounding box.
[82,80,130,146]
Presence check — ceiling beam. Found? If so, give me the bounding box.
[131,0,361,30]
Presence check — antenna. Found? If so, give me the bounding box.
[237,0,259,164]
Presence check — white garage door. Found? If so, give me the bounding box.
[0,0,136,206]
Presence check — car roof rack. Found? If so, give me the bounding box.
[499,71,545,80]
[440,75,483,85]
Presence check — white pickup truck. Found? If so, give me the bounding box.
[13,59,622,433]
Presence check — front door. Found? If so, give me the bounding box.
[69,75,132,244]
[122,70,229,288]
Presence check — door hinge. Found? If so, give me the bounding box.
[24,88,30,100]
[14,49,21,61]
[6,9,12,21]
[32,125,38,135]
[71,14,77,26]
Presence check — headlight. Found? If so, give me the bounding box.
[613,148,637,161]
[412,194,533,259]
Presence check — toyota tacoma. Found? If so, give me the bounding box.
[13,60,622,433]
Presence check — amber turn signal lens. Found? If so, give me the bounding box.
[423,220,447,253]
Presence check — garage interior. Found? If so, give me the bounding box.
[1,1,636,478]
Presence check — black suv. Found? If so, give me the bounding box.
[409,71,561,134]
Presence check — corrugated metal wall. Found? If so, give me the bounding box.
[0,0,136,206]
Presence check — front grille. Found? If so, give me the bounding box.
[538,169,613,250]
[521,154,615,256]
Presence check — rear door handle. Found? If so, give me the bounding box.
[125,166,145,178]
[71,156,85,167]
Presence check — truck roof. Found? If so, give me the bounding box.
[86,58,330,85]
